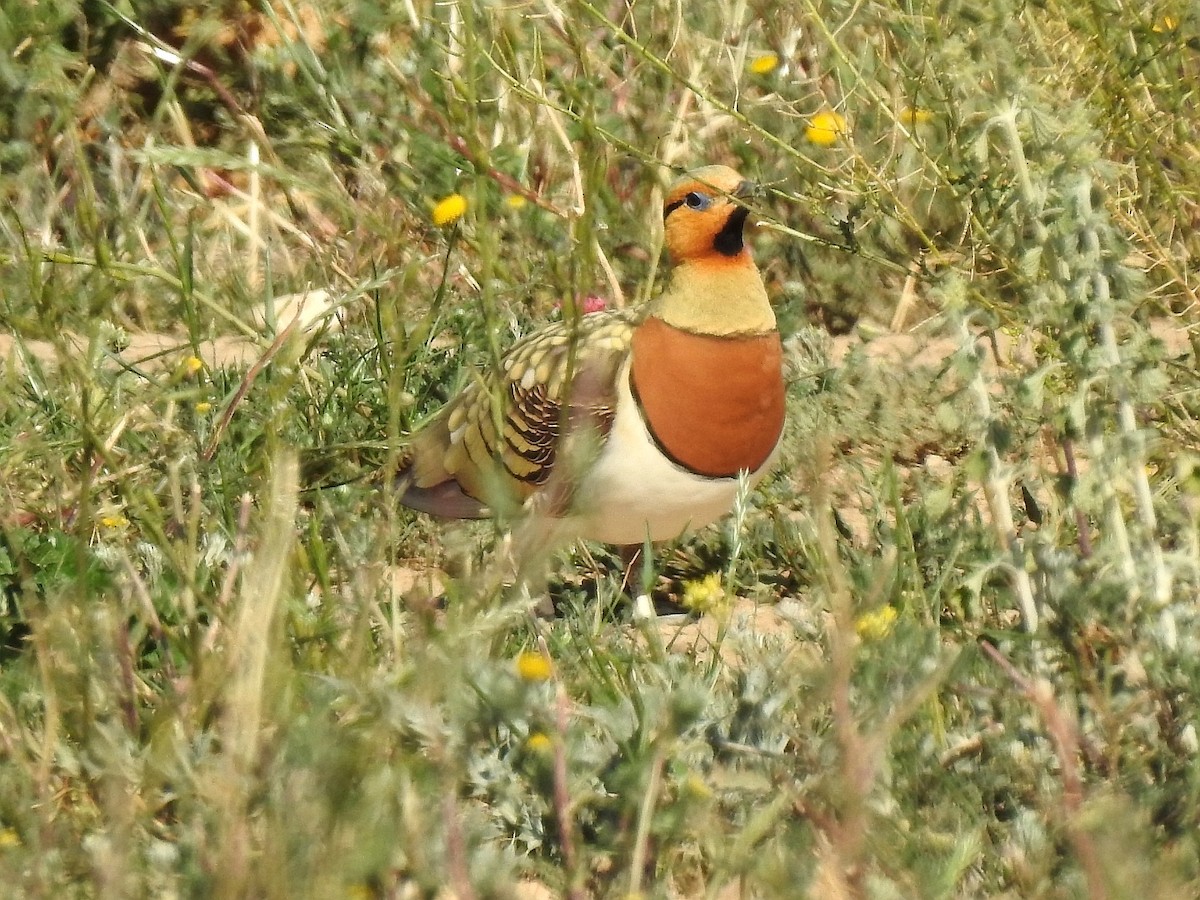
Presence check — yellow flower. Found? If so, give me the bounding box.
[680,572,729,617]
[900,106,933,126]
[431,193,467,226]
[515,650,553,682]
[805,110,847,146]
[682,772,713,800]
[525,732,553,754]
[0,828,20,848]
[195,401,212,414]
[181,355,203,376]
[504,194,527,210]
[855,606,898,641]
[100,515,129,529]
[748,53,779,75]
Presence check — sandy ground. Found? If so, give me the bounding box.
[5,290,1190,376]
[0,289,341,374]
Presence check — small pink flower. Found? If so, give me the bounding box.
[554,295,608,315]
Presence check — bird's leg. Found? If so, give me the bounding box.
[618,543,657,620]
[505,508,566,617]
[617,544,642,593]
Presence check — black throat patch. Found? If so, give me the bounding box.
[713,206,750,256]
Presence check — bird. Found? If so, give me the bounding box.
[395,164,785,583]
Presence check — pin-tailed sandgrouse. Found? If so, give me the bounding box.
[396,165,785,552]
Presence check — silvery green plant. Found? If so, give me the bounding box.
[965,101,1175,646]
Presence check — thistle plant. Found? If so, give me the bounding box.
[962,100,1177,645]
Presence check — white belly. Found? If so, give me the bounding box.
[567,360,779,545]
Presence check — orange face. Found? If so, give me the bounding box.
[662,165,755,263]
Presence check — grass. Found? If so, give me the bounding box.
[2,0,1200,896]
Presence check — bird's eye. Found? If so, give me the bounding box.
[683,191,711,210]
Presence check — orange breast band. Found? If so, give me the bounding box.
[630,317,785,478]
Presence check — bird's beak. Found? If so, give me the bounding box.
[731,180,762,232]
[732,179,756,201]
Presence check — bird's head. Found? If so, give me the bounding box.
[661,165,757,264]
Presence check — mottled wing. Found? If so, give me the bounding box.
[397,309,636,518]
